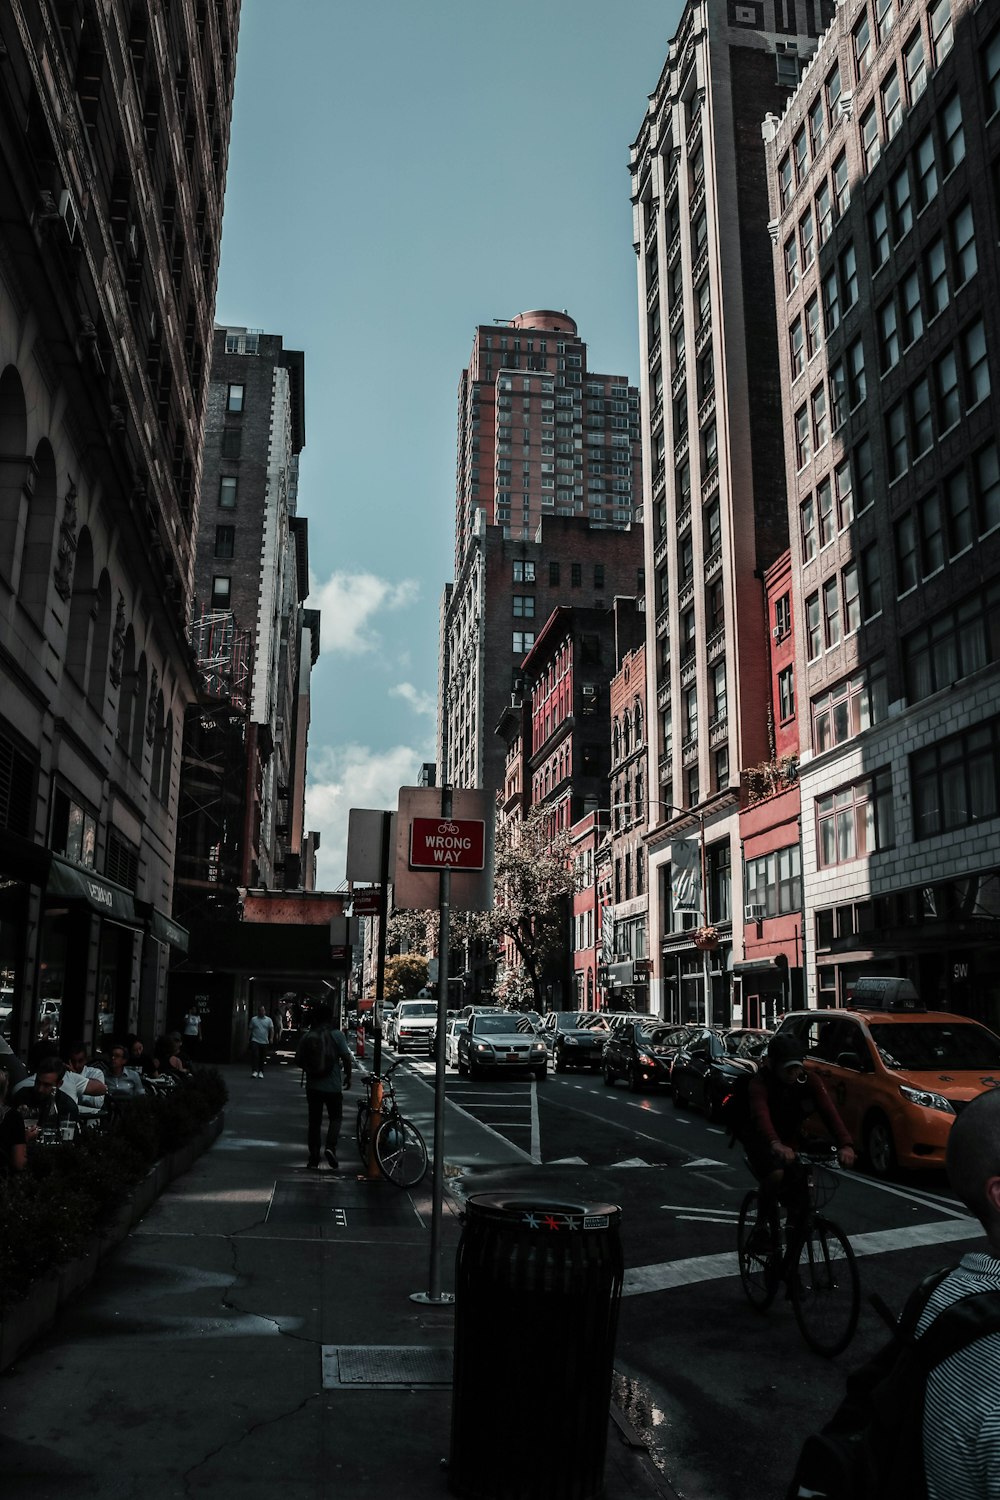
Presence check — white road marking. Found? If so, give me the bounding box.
[676,1215,742,1225]
[845,1172,973,1221]
[530,1079,541,1164]
[682,1158,726,1169]
[623,1216,982,1297]
[659,1204,740,1215]
[609,1158,651,1168]
[547,1156,588,1165]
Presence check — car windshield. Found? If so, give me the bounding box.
[869,1022,1000,1072]
[556,1013,595,1029]
[399,1003,436,1018]
[641,1026,681,1047]
[474,1015,520,1036]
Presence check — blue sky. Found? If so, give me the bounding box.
[214,0,683,887]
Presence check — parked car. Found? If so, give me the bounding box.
[670,1027,772,1117]
[542,1011,609,1073]
[775,996,1000,1176]
[392,1000,436,1054]
[602,1022,690,1091]
[457,1012,548,1080]
[444,1017,469,1068]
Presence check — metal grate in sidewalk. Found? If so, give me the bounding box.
[322,1344,452,1389]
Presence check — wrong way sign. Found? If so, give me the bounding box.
[410,817,485,871]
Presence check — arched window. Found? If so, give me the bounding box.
[622,713,632,755]
[0,366,28,586]
[612,718,622,765]
[634,700,644,745]
[65,528,95,685]
[88,570,113,711]
[19,439,59,623]
[160,711,174,804]
[150,689,166,796]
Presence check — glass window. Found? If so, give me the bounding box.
[816,771,894,867]
[512,595,536,617]
[919,491,945,576]
[835,459,855,528]
[818,475,835,547]
[985,28,1000,115]
[951,203,977,288]
[830,359,847,429]
[855,437,875,512]
[904,28,926,102]
[861,104,881,175]
[790,317,805,379]
[778,666,795,722]
[881,68,902,140]
[779,154,793,209]
[801,494,817,562]
[944,467,973,556]
[812,670,885,752]
[941,93,965,174]
[214,524,235,559]
[869,199,889,271]
[847,337,866,408]
[976,443,1000,533]
[910,376,933,458]
[226,383,244,413]
[913,720,999,842]
[962,320,990,407]
[853,12,872,79]
[891,165,913,241]
[800,208,816,271]
[826,62,842,118]
[936,347,960,429]
[924,236,948,318]
[840,243,858,311]
[895,512,918,592]
[929,0,953,64]
[784,234,800,295]
[513,560,535,582]
[879,298,899,371]
[833,152,850,219]
[875,0,894,44]
[219,475,237,508]
[805,295,821,357]
[823,267,840,335]
[887,402,908,482]
[793,128,809,184]
[795,405,812,469]
[861,544,883,618]
[806,592,821,659]
[512,631,535,654]
[915,131,938,210]
[816,179,833,245]
[809,94,826,154]
[823,575,841,647]
[812,385,829,452]
[211,575,231,607]
[900,268,923,347]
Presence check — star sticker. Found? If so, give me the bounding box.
[543,1215,562,1230]
[522,1212,540,1229]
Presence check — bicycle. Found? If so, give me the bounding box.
[736,1146,860,1357]
[355,1059,428,1189]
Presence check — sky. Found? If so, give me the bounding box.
[214,0,684,889]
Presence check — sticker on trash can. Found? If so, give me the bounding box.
[584,1215,610,1229]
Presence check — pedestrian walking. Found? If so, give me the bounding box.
[248,1004,274,1078]
[182,1006,203,1061]
[294,1003,352,1169]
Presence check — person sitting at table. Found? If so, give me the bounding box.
[126,1035,157,1076]
[13,1059,81,1133]
[155,1033,193,1079]
[106,1043,145,1099]
[66,1041,108,1119]
[0,1065,28,1171]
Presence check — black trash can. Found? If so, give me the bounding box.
[449,1193,623,1500]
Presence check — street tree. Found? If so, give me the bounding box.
[383,953,429,1000]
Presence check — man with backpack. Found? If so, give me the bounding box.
[787,1081,1000,1500]
[294,1003,353,1170]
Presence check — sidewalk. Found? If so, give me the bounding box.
[0,1057,676,1500]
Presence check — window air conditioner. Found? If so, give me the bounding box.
[744,903,765,922]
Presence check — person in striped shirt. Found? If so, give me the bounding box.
[919,1086,1000,1499]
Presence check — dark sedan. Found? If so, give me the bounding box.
[542,1011,610,1073]
[602,1022,692,1091]
[670,1027,772,1117]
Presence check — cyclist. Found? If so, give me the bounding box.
[746,1033,856,1242]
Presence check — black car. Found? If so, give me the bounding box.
[602,1022,691,1091]
[542,1011,610,1073]
[670,1027,773,1117]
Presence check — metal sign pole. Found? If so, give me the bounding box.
[412,782,455,1307]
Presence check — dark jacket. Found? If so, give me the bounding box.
[748,1065,853,1154]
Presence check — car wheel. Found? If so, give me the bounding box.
[627,1063,641,1094]
[555,1053,566,1074]
[604,1064,616,1087]
[469,1060,480,1081]
[864,1112,897,1177]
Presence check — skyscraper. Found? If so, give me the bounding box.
[0,0,239,1053]
[631,0,835,1022]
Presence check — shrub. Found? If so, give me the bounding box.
[0,1068,227,1310]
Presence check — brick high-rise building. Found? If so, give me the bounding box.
[0,0,238,1055]
[630,0,834,1023]
[764,0,1000,1022]
[453,310,642,576]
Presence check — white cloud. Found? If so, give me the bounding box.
[389,681,436,717]
[305,740,433,890]
[308,569,419,656]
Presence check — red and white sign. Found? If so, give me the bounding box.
[350,887,383,916]
[409,817,485,871]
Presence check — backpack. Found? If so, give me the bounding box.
[295,1027,336,1081]
[786,1268,1000,1500]
[718,1070,755,1147]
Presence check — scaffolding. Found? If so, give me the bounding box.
[174,609,255,922]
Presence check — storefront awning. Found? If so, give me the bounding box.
[140,904,190,953]
[733,956,788,989]
[45,855,139,925]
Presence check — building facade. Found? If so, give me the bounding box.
[0,0,239,1054]
[631,0,835,1022]
[764,0,1000,1026]
[170,327,322,1054]
[602,636,651,1012]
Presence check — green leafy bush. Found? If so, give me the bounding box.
[0,1069,227,1309]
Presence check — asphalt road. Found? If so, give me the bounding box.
[402,1048,984,1500]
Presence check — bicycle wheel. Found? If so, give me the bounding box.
[789,1217,860,1357]
[355,1102,371,1163]
[375,1112,428,1188]
[737,1192,780,1311]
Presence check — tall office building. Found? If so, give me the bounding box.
[0,0,239,1054]
[764,0,1000,1021]
[631,0,834,1022]
[443,310,643,810]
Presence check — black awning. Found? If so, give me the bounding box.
[0,827,52,887]
[138,902,190,953]
[46,855,139,925]
[733,957,788,990]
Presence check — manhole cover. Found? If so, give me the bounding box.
[322,1344,452,1389]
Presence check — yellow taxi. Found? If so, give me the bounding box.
[773,979,1000,1176]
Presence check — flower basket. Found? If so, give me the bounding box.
[692,926,720,952]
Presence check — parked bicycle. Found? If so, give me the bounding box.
[355,1059,428,1189]
[736,1146,860,1357]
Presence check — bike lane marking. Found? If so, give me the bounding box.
[623,1216,981,1297]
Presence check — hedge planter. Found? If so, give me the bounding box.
[0,1103,225,1373]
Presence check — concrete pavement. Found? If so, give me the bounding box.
[0,1055,677,1499]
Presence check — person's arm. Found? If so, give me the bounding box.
[748,1074,782,1149]
[335,1031,353,1087]
[83,1076,107,1097]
